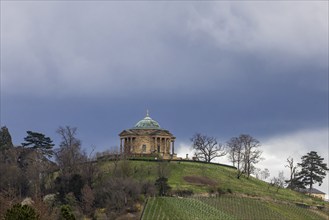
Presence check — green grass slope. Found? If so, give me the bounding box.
[98,159,327,206]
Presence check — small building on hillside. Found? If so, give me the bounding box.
[299,188,326,200]
[119,111,176,159]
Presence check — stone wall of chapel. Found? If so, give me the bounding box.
[120,128,175,159]
[123,135,172,155]
[132,136,153,154]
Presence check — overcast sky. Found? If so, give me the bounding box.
[1,2,328,197]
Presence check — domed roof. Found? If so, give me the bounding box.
[134,111,161,129]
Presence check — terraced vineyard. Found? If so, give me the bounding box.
[141,196,328,220]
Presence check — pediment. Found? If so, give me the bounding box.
[119,129,138,136]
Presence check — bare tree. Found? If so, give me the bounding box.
[240,134,262,178]
[191,133,226,163]
[253,168,262,179]
[81,184,95,217]
[261,168,270,180]
[94,175,141,215]
[285,156,298,189]
[271,171,285,192]
[227,134,262,179]
[56,126,81,149]
[227,137,244,178]
[81,145,99,187]
[55,126,86,177]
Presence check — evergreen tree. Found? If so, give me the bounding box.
[287,175,305,190]
[60,205,76,220]
[155,177,171,196]
[297,151,328,190]
[4,204,39,220]
[0,126,14,151]
[22,131,54,158]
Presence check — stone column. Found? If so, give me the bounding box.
[120,138,122,155]
[152,137,155,152]
[125,138,128,157]
[163,138,165,154]
[130,137,133,153]
[162,138,165,157]
[166,138,170,154]
[164,138,167,153]
[130,137,132,153]
[172,141,175,155]
[155,137,158,152]
[161,137,163,153]
[124,138,127,153]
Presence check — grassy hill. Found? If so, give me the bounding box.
[97,158,329,219]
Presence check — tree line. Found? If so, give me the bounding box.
[190,132,328,192]
[0,126,171,219]
[191,133,262,179]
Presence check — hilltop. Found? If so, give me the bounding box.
[98,158,326,205]
[96,158,329,219]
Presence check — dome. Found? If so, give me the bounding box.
[134,111,161,129]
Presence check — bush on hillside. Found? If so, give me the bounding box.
[173,189,194,197]
[155,177,171,196]
[217,187,226,196]
[295,203,310,209]
[60,205,75,220]
[4,204,39,220]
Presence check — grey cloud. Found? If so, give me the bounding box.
[188,2,327,60]
[2,2,327,98]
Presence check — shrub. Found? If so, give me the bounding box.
[295,203,310,209]
[174,189,194,197]
[4,204,39,220]
[132,203,142,212]
[217,187,225,196]
[208,187,216,194]
[155,177,171,196]
[141,181,156,196]
[60,205,75,220]
[227,188,233,194]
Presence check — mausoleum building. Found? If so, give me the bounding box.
[119,111,176,159]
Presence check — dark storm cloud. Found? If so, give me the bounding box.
[2,1,327,97]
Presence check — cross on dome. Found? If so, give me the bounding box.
[134,110,161,129]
